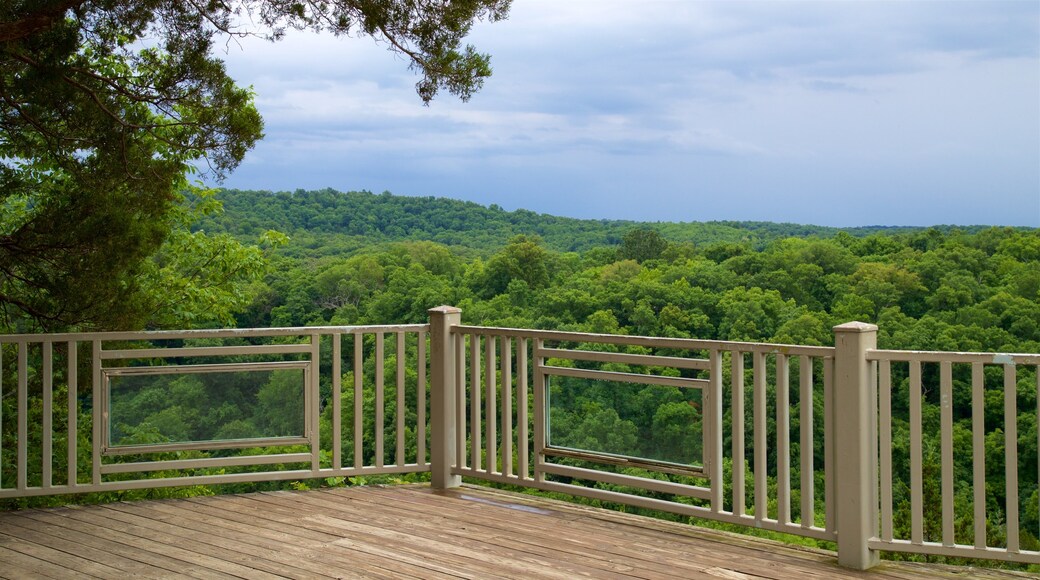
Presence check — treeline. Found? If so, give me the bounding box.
[200,188,980,255]
[219,190,1038,355]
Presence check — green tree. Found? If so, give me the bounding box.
[481,235,552,296]
[618,228,669,263]
[0,0,509,331]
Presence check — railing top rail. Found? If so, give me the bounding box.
[454,325,836,357]
[868,348,1040,365]
[0,324,430,343]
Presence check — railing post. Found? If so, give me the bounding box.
[429,305,462,489]
[833,321,880,570]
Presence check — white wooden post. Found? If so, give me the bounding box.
[429,305,462,489]
[833,321,880,570]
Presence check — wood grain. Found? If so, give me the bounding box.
[0,484,1032,579]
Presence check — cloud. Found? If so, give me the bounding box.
[218,0,1040,226]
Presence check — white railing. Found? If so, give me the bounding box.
[443,323,838,543]
[0,325,430,498]
[2,308,1038,570]
[867,348,1040,564]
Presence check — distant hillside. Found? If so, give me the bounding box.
[203,188,983,253]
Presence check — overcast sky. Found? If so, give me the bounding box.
[217,1,1040,227]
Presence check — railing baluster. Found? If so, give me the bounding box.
[354,333,364,470]
[43,341,53,488]
[777,354,791,526]
[518,337,529,480]
[869,358,878,538]
[940,361,954,547]
[799,354,814,529]
[455,333,466,469]
[731,350,745,517]
[67,341,77,487]
[879,360,893,542]
[470,333,481,471]
[375,332,385,468]
[533,338,546,484]
[91,340,101,487]
[1005,363,1019,553]
[501,336,513,478]
[485,335,497,475]
[305,334,318,476]
[417,330,427,466]
[17,341,27,490]
[709,348,724,513]
[333,333,342,470]
[753,351,767,521]
[396,332,406,467]
[909,360,923,545]
[1,343,4,489]
[824,356,835,534]
[972,362,986,548]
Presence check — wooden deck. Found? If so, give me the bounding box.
[0,484,1031,579]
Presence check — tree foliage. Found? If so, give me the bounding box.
[0,2,509,330]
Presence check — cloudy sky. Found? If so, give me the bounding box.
[217,1,1040,227]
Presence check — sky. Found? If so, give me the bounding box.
[217,1,1040,228]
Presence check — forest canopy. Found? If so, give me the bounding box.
[201,189,1040,355]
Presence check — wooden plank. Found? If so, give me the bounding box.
[7,509,227,579]
[350,487,867,580]
[0,544,82,580]
[334,487,770,579]
[0,483,1032,579]
[1,515,180,577]
[195,493,506,579]
[102,499,378,579]
[43,504,287,579]
[0,529,127,578]
[180,493,452,579]
[295,488,704,580]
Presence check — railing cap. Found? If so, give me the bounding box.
[833,321,878,333]
[428,305,462,314]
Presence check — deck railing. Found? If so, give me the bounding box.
[2,307,1038,570]
[0,325,431,497]
[867,348,1040,564]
